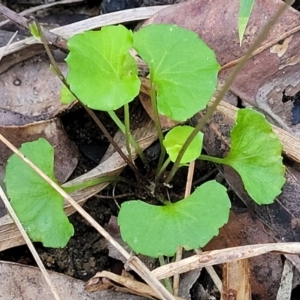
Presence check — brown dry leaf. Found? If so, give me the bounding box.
[205,211,282,299]
[144,0,300,134]
[86,270,185,300]
[221,259,251,300]
[177,266,202,300]
[0,53,72,121]
[139,92,179,130]
[0,50,79,217]
[0,260,146,300]
[276,259,294,300]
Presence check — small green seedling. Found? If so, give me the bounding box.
[5,24,285,257]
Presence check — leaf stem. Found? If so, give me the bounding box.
[150,80,166,176]
[124,103,132,162]
[158,256,173,293]
[165,0,294,184]
[156,157,171,180]
[63,175,135,194]
[108,110,147,165]
[199,154,226,165]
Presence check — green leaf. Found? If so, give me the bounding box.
[4,138,74,248]
[238,0,255,45]
[60,85,76,104]
[222,108,285,204]
[133,24,220,122]
[118,180,230,257]
[163,125,203,164]
[66,25,140,111]
[28,20,41,41]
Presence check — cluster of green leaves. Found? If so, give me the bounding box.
[5,23,285,258]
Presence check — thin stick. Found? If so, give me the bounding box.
[220,23,300,72]
[195,248,222,292]
[0,186,61,300]
[152,243,300,281]
[173,160,195,296]
[0,6,169,57]
[0,30,17,61]
[149,81,165,177]
[0,0,84,28]
[0,133,174,300]
[0,4,67,50]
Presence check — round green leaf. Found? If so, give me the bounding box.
[222,108,285,204]
[163,125,203,164]
[133,24,220,121]
[4,138,74,248]
[118,180,230,257]
[66,25,140,111]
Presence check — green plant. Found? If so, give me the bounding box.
[238,0,255,44]
[5,24,285,257]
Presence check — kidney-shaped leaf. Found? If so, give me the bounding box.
[133,24,220,121]
[4,138,74,248]
[118,180,230,257]
[222,108,285,204]
[66,25,140,111]
[163,125,203,164]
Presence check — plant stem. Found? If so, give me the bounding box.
[158,256,173,293]
[173,160,195,296]
[85,108,142,175]
[124,103,132,162]
[165,0,294,184]
[108,110,147,165]
[199,154,225,165]
[62,175,135,194]
[150,80,166,174]
[155,157,171,181]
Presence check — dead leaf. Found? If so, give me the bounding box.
[178,266,202,300]
[221,259,251,300]
[86,270,185,300]
[0,260,146,300]
[0,53,73,122]
[205,211,282,300]
[139,92,179,129]
[276,259,294,300]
